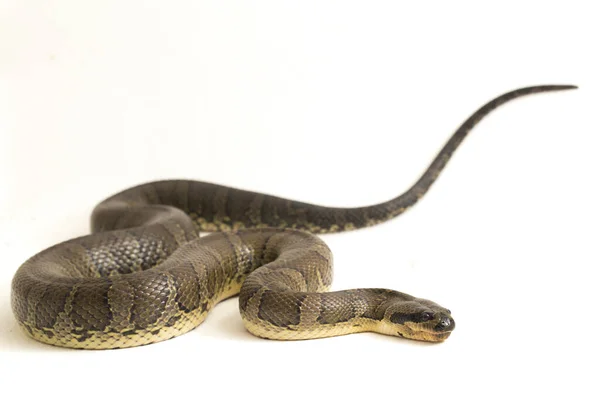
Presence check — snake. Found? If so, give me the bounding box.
[11,85,575,349]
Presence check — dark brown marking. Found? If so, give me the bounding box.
[200,302,208,313]
[164,315,181,328]
[69,282,112,332]
[317,292,356,325]
[360,291,391,321]
[171,263,201,313]
[258,290,304,327]
[238,280,261,311]
[75,331,93,342]
[130,273,171,330]
[390,312,420,325]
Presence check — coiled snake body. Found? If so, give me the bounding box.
[11,85,575,349]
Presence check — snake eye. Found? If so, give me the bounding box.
[419,312,434,322]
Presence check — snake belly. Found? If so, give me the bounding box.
[11,85,575,349]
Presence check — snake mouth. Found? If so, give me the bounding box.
[397,330,452,342]
[396,316,455,342]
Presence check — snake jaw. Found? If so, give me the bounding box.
[394,318,454,343]
[397,331,451,342]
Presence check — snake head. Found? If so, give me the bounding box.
[380,297,455,342]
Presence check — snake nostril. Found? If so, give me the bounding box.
[434,316,455,332]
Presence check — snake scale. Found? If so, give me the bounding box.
[11,85,575,349]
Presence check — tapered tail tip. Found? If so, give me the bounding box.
[526,84,578,94]
[554,84,578,90]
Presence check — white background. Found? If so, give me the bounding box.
[1,1,599,399]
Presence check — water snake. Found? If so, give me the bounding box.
[11,85,576,349]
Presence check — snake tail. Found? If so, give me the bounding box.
[375,85,577,223]
[91,85,576,236]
